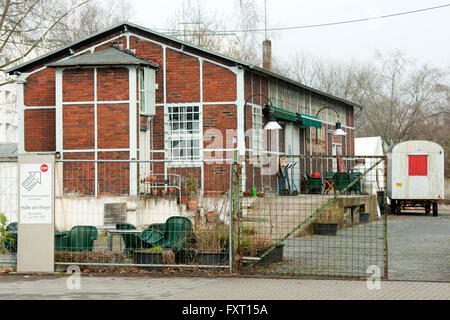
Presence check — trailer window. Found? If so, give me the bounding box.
[408,155,428,176]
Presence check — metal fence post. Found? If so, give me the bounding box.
[231,151,242,273]
[383,156,389,280]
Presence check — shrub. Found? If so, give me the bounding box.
[0,213,14,254]
[241,234,274,256]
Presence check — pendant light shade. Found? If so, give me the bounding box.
[264,111,282,130]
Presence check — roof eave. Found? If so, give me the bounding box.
[248,65,364,110]
[5,20,364,110]
[47,62,159,68]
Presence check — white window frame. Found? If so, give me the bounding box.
[138,67,156,115]
[164,104,202,166]
[252,105,264,166]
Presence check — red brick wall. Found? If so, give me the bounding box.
[24,109,55,152]
[62,69,94,102]
[97,67,129,101]
[97,151,130,196]
[63,104,94,150]
[203,163,231,194]
[166,48,200,103]
[203,61,236,102]
[203,104,237,190]
[24,68,55,106]
[61,151,131,196]
[62,152,95,196]
[23,68,57,151]
[97,104,129,149]
[93,37,127,53]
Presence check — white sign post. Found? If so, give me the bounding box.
[20,163,52,224]
[17,155,55,273]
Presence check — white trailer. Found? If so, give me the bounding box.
[387,140,445,216]
[355,136,385,195]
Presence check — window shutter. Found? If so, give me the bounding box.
[144,67,155,115]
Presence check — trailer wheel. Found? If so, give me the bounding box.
[390,200,396,214]
[432,202,438,217]
[396,201,402,215]
[425,202,431,214]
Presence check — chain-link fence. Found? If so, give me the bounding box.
[238,154,388,279]
[0,160,18,269]
[53,159,234,271]
[0,155,389,279]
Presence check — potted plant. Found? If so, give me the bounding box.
[206,211,218,224]
[243,190,252,197]
[133,246,164,266]
[0,213,16,271]
[186,173,199,211]
[315,200,344,236]
[359,212,370,223]
[240,228,284,265]
[193,222,229,265]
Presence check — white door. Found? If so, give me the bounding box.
[284,124,301,190]
[332,143,342,172]
[139,128,151,194]
[408,154,429,199]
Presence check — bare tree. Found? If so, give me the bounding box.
[0,0,91,74]
[53,0,133,45]
[286,49,450,168]
[0,0,133,86]
[165,0,227,52]
[165,0,264,65]
[224,0,263,65]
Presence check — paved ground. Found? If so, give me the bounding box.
[0,274,448,300]
[268,220,384,278]
[388,209,450,281]
[254,209,449,281]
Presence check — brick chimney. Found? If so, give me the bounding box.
[262,39,272,71]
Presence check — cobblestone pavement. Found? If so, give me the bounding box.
[0,275,449,300]
[387,210,450,281]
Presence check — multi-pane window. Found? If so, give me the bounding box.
[166,105,201,162]
[252,105,263,162]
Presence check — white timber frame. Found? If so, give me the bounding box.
[14,28,356,198]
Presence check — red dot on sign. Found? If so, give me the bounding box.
[40,164,48,172]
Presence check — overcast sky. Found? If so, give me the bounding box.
[128,0,450,69]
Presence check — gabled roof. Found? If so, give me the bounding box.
[6,21,362,109]
[47,46,159,68]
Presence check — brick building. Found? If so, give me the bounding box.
[6,22,362,197]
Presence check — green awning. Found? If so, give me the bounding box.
[265,104,297,122]
[296,112,322,129]
[264,104,323,128]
